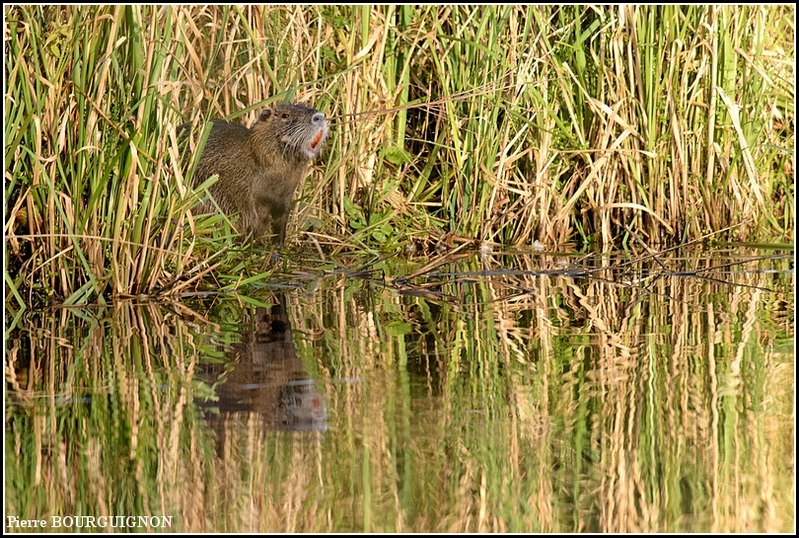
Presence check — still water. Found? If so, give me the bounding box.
[5,248,794,533]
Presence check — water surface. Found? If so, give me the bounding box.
[5,248,794,532]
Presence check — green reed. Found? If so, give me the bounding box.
[4,6,794,311]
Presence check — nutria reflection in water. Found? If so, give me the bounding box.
[201,294,327,435]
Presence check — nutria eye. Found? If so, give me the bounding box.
[281,112,290,119]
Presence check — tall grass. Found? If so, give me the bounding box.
[4,6,794,309]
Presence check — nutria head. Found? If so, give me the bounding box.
[253,103,329,162]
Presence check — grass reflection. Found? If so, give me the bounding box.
[5,250,794,532]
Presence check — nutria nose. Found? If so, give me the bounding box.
[311,112,326,125]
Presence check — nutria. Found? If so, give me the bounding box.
[183,103,329,244]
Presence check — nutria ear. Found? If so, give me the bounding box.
[258,109,273,122]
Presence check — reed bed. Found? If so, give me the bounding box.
[4,5,794,311]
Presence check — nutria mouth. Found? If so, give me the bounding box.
[310,130,324,150]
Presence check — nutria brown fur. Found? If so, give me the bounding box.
[186,103,329,244]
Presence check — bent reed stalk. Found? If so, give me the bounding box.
[4,5,794,309]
